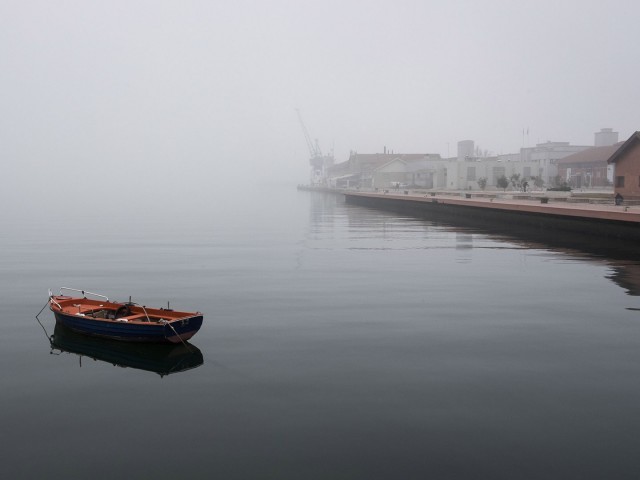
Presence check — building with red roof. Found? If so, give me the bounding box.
[608,131,640,200]
[557,142,622,188]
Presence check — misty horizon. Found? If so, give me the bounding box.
[2,0,638,215]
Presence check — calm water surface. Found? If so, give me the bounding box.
[3,188,640,479]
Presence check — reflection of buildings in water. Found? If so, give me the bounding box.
[49,324,203,377]
[510,239,640,296]
[489,227,640,296]
[606,263,640,296]
[308,191,338,226]
[455,232,473,264]
[479,231,640,297]
[455,232,473,249]
[335,196,640,296]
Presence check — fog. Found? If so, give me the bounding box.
[1,0,638,217]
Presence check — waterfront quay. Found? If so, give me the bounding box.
[299,185,640,242]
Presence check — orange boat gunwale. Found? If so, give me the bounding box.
[47,287,204,343]
[50,296,199,325]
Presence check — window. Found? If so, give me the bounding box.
[467,166,476,181]
[616,176,625,187]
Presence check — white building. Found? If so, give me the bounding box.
[370,155,442,189]
[369,154,540,191]
[441,157,541,190]
[520,141,590,186]
[457,140,474,161]
[331,135,601,191]
[594,128,619,147]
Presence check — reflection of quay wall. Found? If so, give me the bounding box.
[344,191,640,295]
[344,192,640,241]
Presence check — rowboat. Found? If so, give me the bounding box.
[48,288,203,343]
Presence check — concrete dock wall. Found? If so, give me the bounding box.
[343,191,640,242]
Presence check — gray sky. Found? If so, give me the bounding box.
[1,0,639,210]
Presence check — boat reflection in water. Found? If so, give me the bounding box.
[49,324,204,377]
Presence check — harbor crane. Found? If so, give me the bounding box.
[296,108,323,160]
[296,109,333,185]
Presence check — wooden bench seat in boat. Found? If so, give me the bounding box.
[69,304,107,315]
[119,313,149,322]
[116,313,168,323]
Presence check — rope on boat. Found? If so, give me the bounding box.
[132,303,151,322]
[36,298,49,319]
[164,320,192,351]
[36,298,53,342]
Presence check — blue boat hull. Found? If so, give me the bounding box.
[53,311,203,343]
